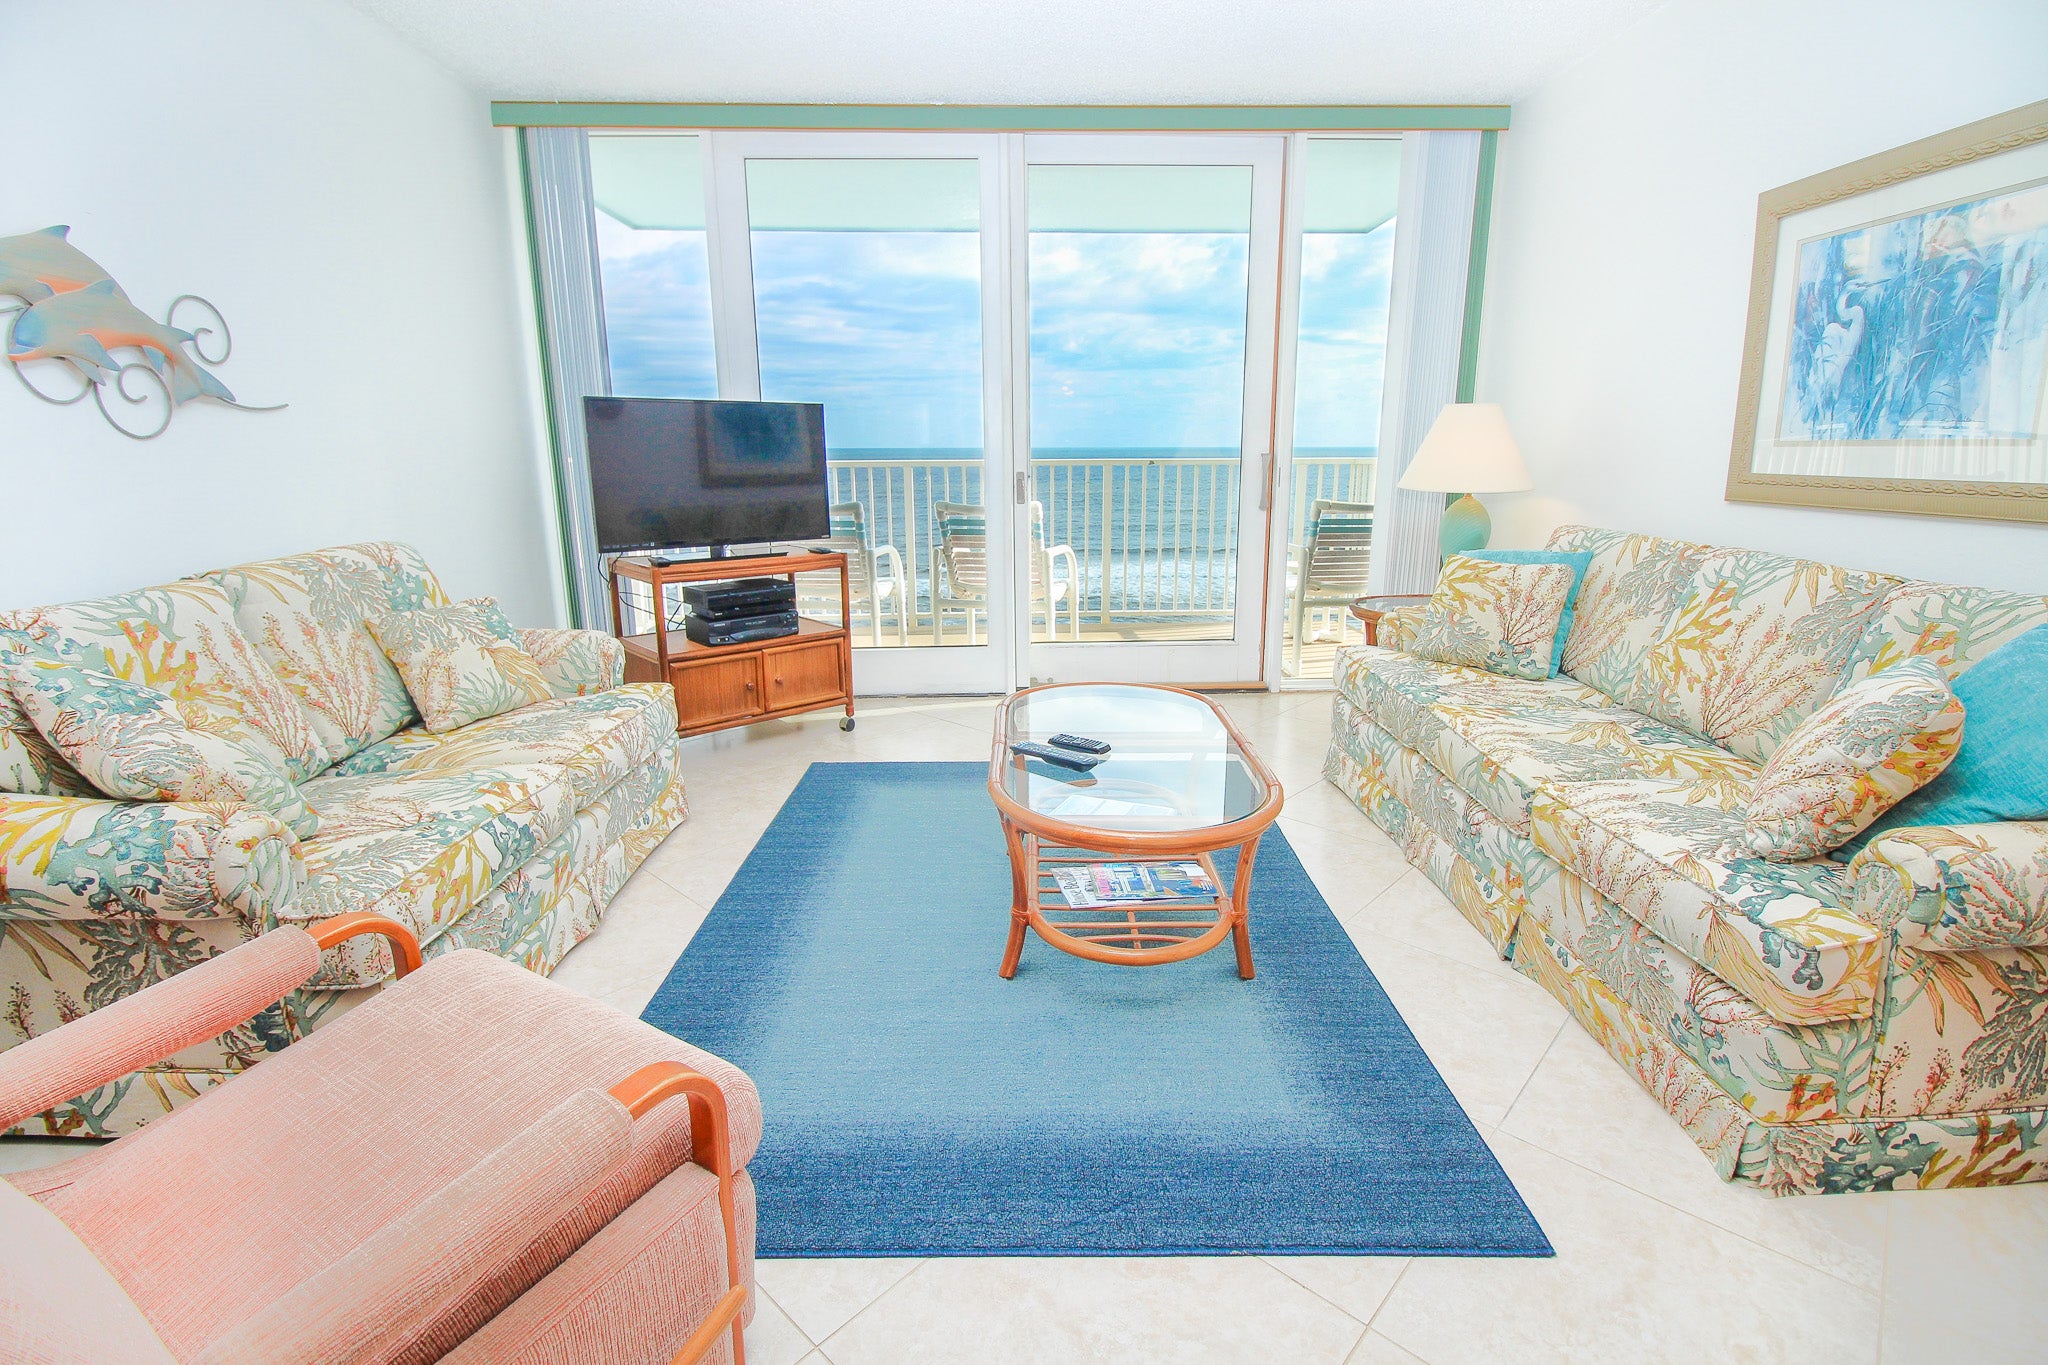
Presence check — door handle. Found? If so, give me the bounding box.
[1014,471,1029,505]
[1255,451,1271,512]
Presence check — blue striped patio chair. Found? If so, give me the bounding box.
[1286,499,1374,675]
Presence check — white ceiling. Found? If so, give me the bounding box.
[347,0,1665,106]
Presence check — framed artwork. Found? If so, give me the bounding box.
[1727,100,2048,522]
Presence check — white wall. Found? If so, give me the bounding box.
[1476,0,2048,591]
[0,0,563,623]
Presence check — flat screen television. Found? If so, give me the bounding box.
[583,396,830,555]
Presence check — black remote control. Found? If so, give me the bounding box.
[1047,733,1111,756]
[1010,741,1101,771]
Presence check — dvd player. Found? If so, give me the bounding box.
[683,577,797,620]
[684,610,800,647]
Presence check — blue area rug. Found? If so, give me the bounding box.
[642,762,1550,1258]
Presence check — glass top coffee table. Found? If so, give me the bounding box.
[987,683,1285,979]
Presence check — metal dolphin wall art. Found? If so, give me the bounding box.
[1,223,280,439]
[0,226,118,303]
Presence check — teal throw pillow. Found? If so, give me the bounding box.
[1832,623,2048,861]
[1465,549,1594,676]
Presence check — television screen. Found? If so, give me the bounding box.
[583,397,830,554]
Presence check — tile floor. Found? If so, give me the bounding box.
[7,691,2044,1363]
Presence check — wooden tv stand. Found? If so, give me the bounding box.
[608,551,855,738]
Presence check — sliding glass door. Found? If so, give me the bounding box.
[1012,136,1284,685]
[706,133,1015,694]
[583,129,1330,693]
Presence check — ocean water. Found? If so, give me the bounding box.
[824,447,1375,618]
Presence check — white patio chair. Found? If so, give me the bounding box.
[798,501,909,645]
[934,500,1080,644]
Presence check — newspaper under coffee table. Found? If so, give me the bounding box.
[987,683,1285,979]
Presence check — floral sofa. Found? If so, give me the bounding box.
[1,542,687,1137]
[1324,525,2048,1195]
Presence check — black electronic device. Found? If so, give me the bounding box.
[1047,733,1111,756]
[684,610,801,648]
[1009,741,1102,772]
[584,396,829,557]
[683,577,796,621]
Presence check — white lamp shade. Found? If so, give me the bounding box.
[1396,403,1533,494]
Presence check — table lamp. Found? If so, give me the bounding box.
[1396,402,1533,557]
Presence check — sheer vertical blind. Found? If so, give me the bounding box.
[1369,130,1484,596]
[522,126,613,629]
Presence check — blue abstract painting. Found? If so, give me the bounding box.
[1779,182,2048,442]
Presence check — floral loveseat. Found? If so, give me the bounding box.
[1,542,687,1137]
[1324,525,2048,1195]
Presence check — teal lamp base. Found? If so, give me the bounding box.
[1439,493,1492,557]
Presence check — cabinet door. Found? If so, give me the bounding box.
[763,639,845,711]
[672,654,763,730]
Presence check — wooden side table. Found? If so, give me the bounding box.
[1347,594,1431,647]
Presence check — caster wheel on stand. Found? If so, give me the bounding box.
[841,717,856,732]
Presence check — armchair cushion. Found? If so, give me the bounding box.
[0,1178,175,1365]
[367,599,554,735]
[1744,657,1964,861]
[1406,553,1585,681]
[518,627,626,697]
[1848,820,2048,953]
[196,1088,635,1365]
[0,793,303,922]
[5,646,320,840]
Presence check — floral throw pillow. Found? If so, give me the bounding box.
[1743,657,1964,861]
[1405,554,1583,682]
[3,646,320,839]
[366,598,553,735]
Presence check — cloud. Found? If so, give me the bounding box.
[595,221,1394,453]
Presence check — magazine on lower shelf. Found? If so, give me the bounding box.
[1049,861,1217,908]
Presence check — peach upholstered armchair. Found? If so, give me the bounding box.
[0,914,759,1365]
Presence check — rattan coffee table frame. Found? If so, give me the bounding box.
[988,683,1285,980]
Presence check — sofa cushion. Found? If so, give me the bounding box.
[0,580,329,783]
[1405,553,1586,681]
[292,765,581,986]
[1544,525,1714,702]
[1335,645,1749,834]
[4,645,321,840]
[1837,581,2048,688]
[366,599,553,734]
[1625,547,1898,765]
[1744,658,1964,861]
[202,542,450,768]
[336,684,680,812]
[0,637,92,796]
[1529,776,1884,1024]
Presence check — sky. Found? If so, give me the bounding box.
[594,211,1393,452]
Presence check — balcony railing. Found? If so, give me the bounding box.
[819,449,1374,639]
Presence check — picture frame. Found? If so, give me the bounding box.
[1726,99,2048,523]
